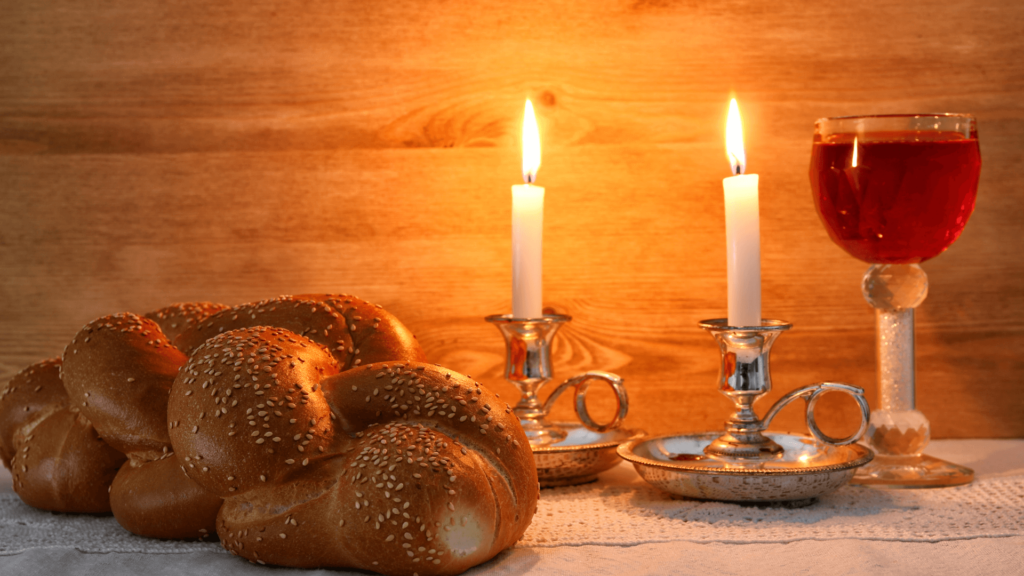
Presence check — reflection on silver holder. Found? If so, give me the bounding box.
[486,314,642,487]
[618,319,874,504]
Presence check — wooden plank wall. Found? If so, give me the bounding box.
[1,0,1022,439]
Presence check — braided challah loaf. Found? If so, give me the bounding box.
[4,293,540,569]
[2,294,537,574]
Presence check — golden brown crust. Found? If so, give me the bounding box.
[298,294,427,367]
[145,301,230,346]
[10,408,126,513]
[168,327,343,497]
[110,454,223,540]
[175,295,426,370]
[7,295,456,562]
[321,363,537,572]
[174,296,355,366]
[0,358,67,468]
[212,362,538,575]
[61,313,186,457]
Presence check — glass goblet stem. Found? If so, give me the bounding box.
[861,264,931,458]
[853,264,974,486]
[877,308,915,412]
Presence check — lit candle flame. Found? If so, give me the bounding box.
[726,98,746,175]
[852,136,858,168]
[522,99,541,184]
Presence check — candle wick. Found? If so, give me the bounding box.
[729,152,745,176]
[524,173,535,184]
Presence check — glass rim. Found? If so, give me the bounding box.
[815,112,976,124]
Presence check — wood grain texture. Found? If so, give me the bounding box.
[1,0,1022,439]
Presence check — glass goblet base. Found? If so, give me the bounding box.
[852,408,973,487]
[851,454,974,488]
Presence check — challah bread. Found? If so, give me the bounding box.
[167,326,343,497]
[11,408,127,512]
[109,454,223,539]
[175,295,426,370]
[60,307,228,538]
[1,358,125,513]
[61,313,185,457]
[314,363,537,574]
[4,293,475,566]
[0,359,68,467]
[216,441,527,574]
[145,301,230,346]
[299,294,427,367]
[168,334,538,575]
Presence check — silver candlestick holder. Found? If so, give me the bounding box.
[619,319,875,504]
[486,314,644,487]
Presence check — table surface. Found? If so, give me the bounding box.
[1,439,1022,576]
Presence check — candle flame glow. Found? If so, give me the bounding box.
[726,98,746,175]
[852,136,858,168]
[522,99,541,184]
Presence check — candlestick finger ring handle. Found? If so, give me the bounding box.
[761,382,871,446]
[541,371,628,434]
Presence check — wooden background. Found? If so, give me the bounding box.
[1,0,1022,439]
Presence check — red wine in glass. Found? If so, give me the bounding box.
[810,130,980,264]
[809,114,980,488]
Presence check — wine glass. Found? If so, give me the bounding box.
[809,114,980,487]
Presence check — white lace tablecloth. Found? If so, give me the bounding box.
[2,439,1022,575]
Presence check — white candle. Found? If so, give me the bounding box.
[512,100,544,318]
[723,98,762,327]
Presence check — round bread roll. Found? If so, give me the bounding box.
[61,313,186,457]
[169,336,538,575]
[0,359,68,468]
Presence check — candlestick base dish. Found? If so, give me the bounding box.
[533,423,646,487]
[850,454,973,488]
[622,319,873,502]
[618,432,873,503]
